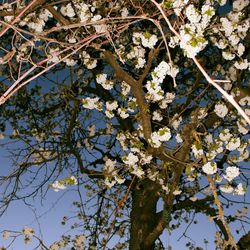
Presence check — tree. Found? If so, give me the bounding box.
[0,0,249,249]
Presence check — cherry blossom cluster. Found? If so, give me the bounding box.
[49,235,85,250]
[50,176,78,192]
[150,127,171,148]
[103,158,125,189]
[2,228,86,249]
[0,2,250,248]
[145,61,178,102]
[169,2,215,57]
[133,32,158,49]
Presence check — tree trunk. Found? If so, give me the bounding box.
[129,179,160,250]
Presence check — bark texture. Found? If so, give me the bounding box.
[129,179,160,250]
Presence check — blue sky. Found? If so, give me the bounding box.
[0,137,249,250]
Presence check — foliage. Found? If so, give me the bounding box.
[0,0,249,249]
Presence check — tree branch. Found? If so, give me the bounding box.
[64,100,104,179]
[104,51,152,140]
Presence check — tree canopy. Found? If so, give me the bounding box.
[0,0,249,249]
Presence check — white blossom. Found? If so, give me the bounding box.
[238,141,248,152]
[121,7,129,17]
[76,3,92,22]
[92,15,106,33]
[131,167,144,178]
[73,235,86,249]
[219,129,232,142]
[186,5,201,23]
[239,96,250,106]
[145,81,164,102]
[22,227,35,236]
[4,15,14,22]
[215,39,227,49]
[68,37,76,43]
[233,0,248,11]
[226,137,241,151]
[173,0,189,16]
[237,43,245,57]
[69,176,78,185]
[171,116,182,130]
[141,33,158,48]
[150,132,162,148]
[114,175,125,184]
[127,45,146,69]
[220,17,234,37]
[121,81,131,96]
[202,162,217,175]
[176,133,183,143]
[224,166,240,182]
[235,59,249,70]
[234,183,246,195]
[214,174,223,183]
[192,144,203,159]
[205,134,213,145]
[190,196,198,202]
[139,153,152,165]
[48,47,60,64]
[214,103,228,118]
[104,178,116,189]
[223,82,232,91]
[106,101,118,111]
[197,108,208,120]
[201,5,215,18]
[122,153,139,165]
[2,231,10,240]
[81,51,97,69]
[27,19,45,33]
[96,74,107,85]
[86,60,97,69]
[61,3,75,17]
[169,36,179,48]
[229,34,240,46]
[222,51,235,61]
[132,32,142,45]
[50,181,67,192]
[136,57,146,69]
[162,185,170,194]
[214,139,224,154]
[64,58,77,67]
[118,108,129,119]
[150,127,171,148]
[152,61,170,83]
[158,127,171,141]
[105,110,114,119]
[104,158,116,173]
[237,118,249,135]
[82,97,102,110]
[152,111,163,121]
[164,92,176,104]
[132,32,158,48]
[179,23,208,57]
[173,189,182,195]
[220,185,234,194]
